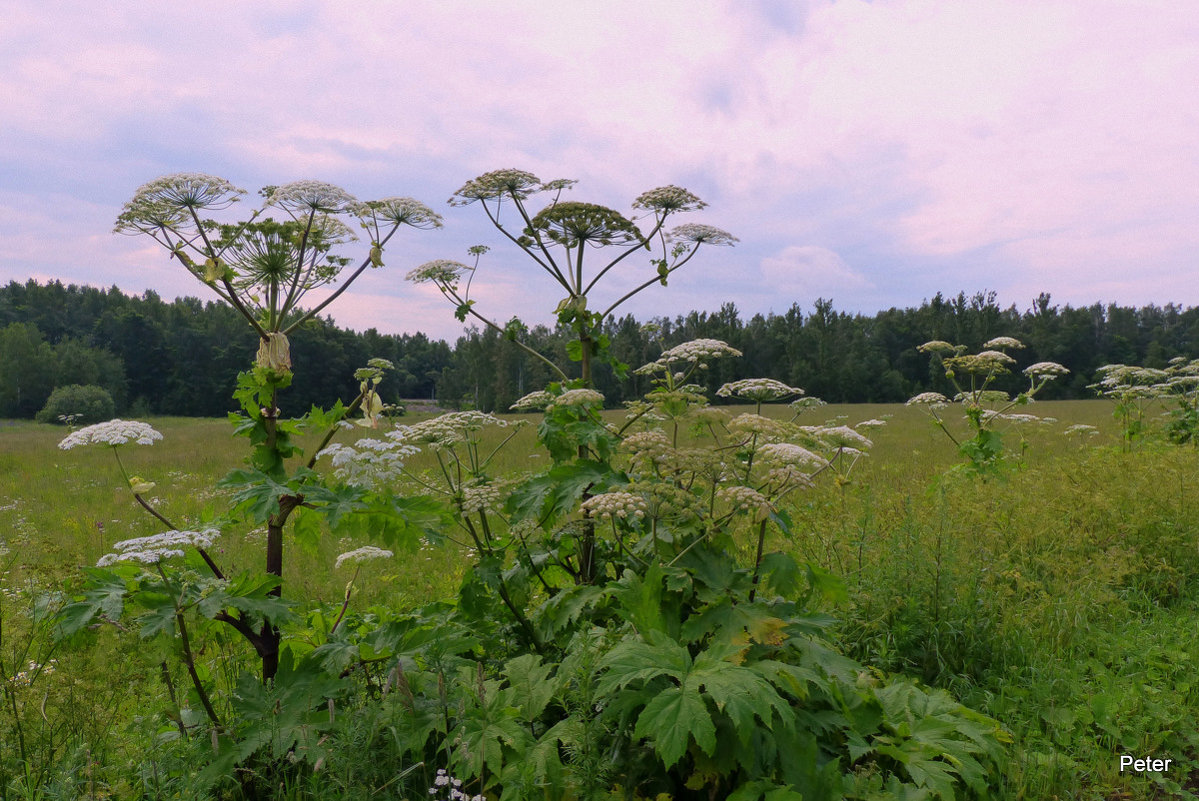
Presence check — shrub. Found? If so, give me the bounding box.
[35,384,115,424]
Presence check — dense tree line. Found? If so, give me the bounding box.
[0,280,451,419]
[3,280,1199,419]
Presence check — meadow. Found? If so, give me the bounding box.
[4,398,1199,799]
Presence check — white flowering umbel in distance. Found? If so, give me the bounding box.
[912,336,1069,475]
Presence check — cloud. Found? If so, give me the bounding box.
[2,1,1199,339]
[760,246,872,300]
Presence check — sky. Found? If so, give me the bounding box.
[2,1,1197,342]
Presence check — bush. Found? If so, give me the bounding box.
[35,384,115,424]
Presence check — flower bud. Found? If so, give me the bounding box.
[256,332,292,375]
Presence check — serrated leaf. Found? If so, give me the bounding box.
[634,686,715,768]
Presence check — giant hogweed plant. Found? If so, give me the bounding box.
[299,161,1008,797]
[309,340,1008,799]
[909,337,1069,476]
[53,174,446,787]
[1090,357,1199,449]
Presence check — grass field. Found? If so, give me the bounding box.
[3,400,1199,799]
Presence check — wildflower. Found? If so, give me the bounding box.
[982,336,1024,350]
[667,223,738,246]
[59,419,163,450]
[449,169,550,205]
[816,425,873,449]
[757,443,828,470]
[114,173,245,233]
[1024,361,1070,379]
[636,339,743,375]
[790,397,828,414]
[551,388,605,407]
[955,390,1011,405]
[1064,424,1100,436]
[581,492,648,521]
[265,180,359,214]
[334,546,394,570]
[906,392,950,407]
[318,436,419,491]
[355,196,443,228]
[855,419,887,429]
[716,486,773,520]
[404,412,507,447]
[96,528,219,567]
[406,260,469,286]
[460,482,505,514]
[716,378,804,402]
[510,390,554,411]
[632,185,707,212]
[917,340,958,355]
[727,413,795,441]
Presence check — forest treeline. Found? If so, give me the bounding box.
[2,279,1198,419]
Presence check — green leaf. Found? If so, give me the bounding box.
[634,685,715,768]
[506,460,621,526]
[565,339,584,362]
[53,568,131,637]
[218,468,295,523]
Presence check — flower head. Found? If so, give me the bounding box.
[550,388,605,408]
[96,528,219,567]
[982,336,1025,350]
[716,378,803,402]
[265,180,359,214]
[917,340,959,355]
[334,546,394,570]
[1024,361,1070,379]
[632,185,707,213]
[406,260,469,286]
[449,169,559,205]
[580,491,647,521]
[510,390,555,411]
[667,223,738,246]
[115,173,245,233]
[356,196,443,229]
[906,392,950,407]
[59,419,163,450]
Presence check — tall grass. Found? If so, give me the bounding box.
[3,400,1198,798]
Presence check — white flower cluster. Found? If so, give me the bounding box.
[406,260,468,285]
[461,483,504,514]
[666,223,738,246]
[580,491,647,521]
[917,340,958,355]
[319,435,420,491]
[334,546,393,570]
[509,390,554,411]
[97,528,219,567]
[631,185,706,212]
[855,419,888,429]
[551,388,605,407]
[266,180,359,213]
[716,378,804,402]
[620,430,672,460]
[1022,361,1070,379]
[815,425,874,450]
[757,443,828,470]
[906,392,950,407]
[982,336,1025,350]
[716,486,772,518]
[955,390,1011,405]
[428,769,484,801]
[726,413,795,441]
[356,196,443,228]
[1064,424,1100,436]
[636,339,742,375]
[405,412,508,447]
[59,419,163,450]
